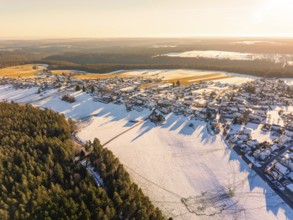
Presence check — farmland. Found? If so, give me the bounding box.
[0,64,47,78]
[51,70,76,75]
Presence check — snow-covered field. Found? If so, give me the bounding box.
[119,69,232,80]
[282,78,293,86]
[234,41,284,45]
[160,50,293,64]
[152,44,177,48]
[213,77,254,85]
[0,85,292,220]
[78,115,293,220]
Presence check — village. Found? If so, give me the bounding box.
[0,69,293,209]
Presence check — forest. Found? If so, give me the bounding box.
[0,103,165,220]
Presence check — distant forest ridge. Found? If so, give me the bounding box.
[2,55,293,78]
[0,38,293,78]
[46,59,293,78]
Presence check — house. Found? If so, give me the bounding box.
[259,149,271,161]
[145,101,156,109]
[270,143,280,152]
[271,124,282,132]
[238,134,249,141]
[248,114,262,123]
[149,109,165,122]
[286,122,293,132]
[284,129,293,137]
[247,140,258,148]
[230,136,238,144]
[279,136,291,145]
[160,107,170,115]
[275,162,290,175]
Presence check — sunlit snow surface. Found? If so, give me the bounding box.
[161,50,293,64]
[0,85,292,220]
[234,41,284,45]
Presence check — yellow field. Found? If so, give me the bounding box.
[0,64,47,78]
[165,75,233,85]
[51,70,74,75]
[75,73,131,80]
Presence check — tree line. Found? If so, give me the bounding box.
[85,140,165,219]
[0,103,165,220]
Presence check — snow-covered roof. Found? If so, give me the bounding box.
[275,162,289,175]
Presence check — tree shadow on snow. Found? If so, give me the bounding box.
[131,121,154,142]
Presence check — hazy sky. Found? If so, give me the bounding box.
[1,0,293,39]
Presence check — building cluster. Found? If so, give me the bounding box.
[0,71,71,90]
[87,77,229,121]
[222,79,293,201]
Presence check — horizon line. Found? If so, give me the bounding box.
[1,35,293,41]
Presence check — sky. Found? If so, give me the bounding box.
[1,0,293,39]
